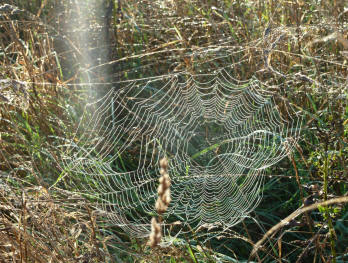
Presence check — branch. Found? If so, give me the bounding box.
[251,196,348,258]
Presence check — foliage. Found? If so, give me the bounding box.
[0,0,347,262]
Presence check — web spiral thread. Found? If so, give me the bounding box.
[60,68,302,238]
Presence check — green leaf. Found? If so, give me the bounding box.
[186,244,198,263]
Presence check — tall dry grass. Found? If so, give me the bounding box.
[0,0,347,262]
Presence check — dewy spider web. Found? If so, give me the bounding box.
[60,67,302,238]
[53,0,307,240]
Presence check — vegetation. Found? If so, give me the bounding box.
[0,0,347,262]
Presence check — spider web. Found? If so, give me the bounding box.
[53,0,308,240]
[59,67,302,238]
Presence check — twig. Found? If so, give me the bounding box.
[251,196,348,258]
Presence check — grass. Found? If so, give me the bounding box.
[1,0,347,262]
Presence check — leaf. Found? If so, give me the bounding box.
[186,244,198,263]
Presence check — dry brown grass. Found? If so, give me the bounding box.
[0,180,109,262]
[0,5,110,262]
[0,1,347,262]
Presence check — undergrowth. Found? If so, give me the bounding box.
[0,0,347,262]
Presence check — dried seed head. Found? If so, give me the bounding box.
[159,175,164,184]
[162,174,171,188]
[156,157,171,214]
[157,184,164,195]
[159,168,165,176]
[160,157,168,170]
[151,217,160,232]
[149,157,171,248]
[156,199,168,213]
[164,189,171,205]
[149,217,162,248]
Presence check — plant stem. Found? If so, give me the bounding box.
[323,151,336,263]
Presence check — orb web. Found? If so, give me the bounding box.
[60,67,302,238]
